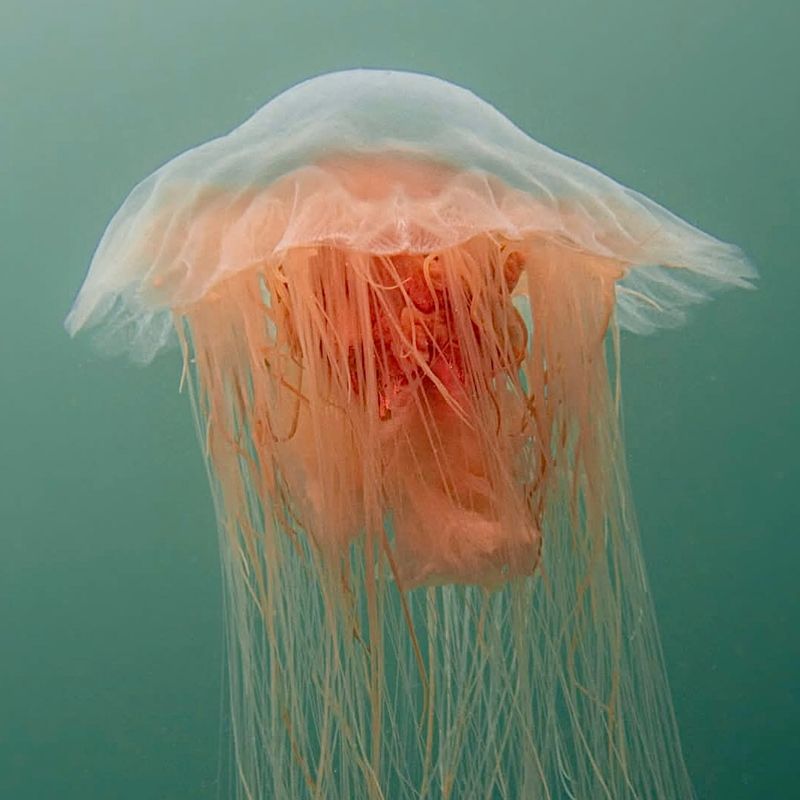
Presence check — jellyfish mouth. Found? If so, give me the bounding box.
[347,247,527,422]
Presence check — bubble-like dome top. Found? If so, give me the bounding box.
[66,69,755,362]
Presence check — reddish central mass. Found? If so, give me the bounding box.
[348,251,524,419]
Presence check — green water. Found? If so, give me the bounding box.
[2,1,797,797]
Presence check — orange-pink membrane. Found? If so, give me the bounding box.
[177,159,626,590]
[183,234,541,588]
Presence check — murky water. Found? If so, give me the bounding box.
[1,1,797,797]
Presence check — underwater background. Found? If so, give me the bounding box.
[1,1,797,798]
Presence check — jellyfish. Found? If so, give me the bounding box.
[66,70,754,799]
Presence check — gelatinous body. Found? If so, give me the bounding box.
[67,71,754,799]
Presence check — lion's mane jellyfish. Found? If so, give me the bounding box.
[66,71,754,799]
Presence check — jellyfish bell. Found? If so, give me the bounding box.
[67,70,754,798]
